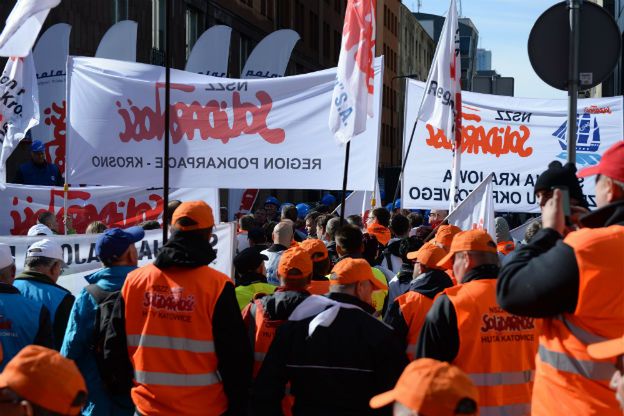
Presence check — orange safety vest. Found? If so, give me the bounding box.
[446,279,538,416]
[307,279,330,295]
[532,225,624,416]
[497,241,515,256]
[396,291,434,360]
[446,268,458,285]
[123,264,229,416]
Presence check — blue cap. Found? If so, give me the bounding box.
[31,140,45,153]
[394,198,401,209]
[95,226,145,261]
[264,196,280,207]
[296,203,310,219]
[321,194,336,206]
[385,203,393,211]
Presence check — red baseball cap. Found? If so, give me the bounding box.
[577,141,624,182]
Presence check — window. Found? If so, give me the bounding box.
[323,22,330,58]
[277,2,291,28]
[185,6,201,59]
[295,1,305,34]
[261,0,274,20]
[309,11,319,51]
[114,0,129,22]
[152,0,164,50]
[239,34,253,75]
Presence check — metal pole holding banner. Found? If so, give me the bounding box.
[162,0,172,243]
[566,0,581,164]
[339,142,351,224]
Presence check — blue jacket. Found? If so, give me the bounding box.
[61,266,136,416]
[0,283,53,370]
[14,271,74,350]
[15,161,63,186]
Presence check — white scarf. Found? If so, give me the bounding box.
[289,295,363,337]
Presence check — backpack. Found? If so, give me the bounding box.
[86,284,134,396]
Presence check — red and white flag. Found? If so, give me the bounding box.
[0,54,39,182]
[417,0,462,209]
[329,0,376,144]
[0,0,61,57]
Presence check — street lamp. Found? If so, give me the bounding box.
[391,74,419,167]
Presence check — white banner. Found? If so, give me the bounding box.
[241,29,300,79]
[67,57,383,190]
[446,173,495,238]
[0,184,220,235]
[402,79,624,212]
[0,54,39,182]
[510,216,541,243]
[0,223,235,296]
[95,20,137,62]
[31,23,71,174]
[0,0,60,57]
[329,0,376,143]
[185,25,231,77]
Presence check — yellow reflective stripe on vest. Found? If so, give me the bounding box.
[468,370,534,386]
[127,334,215,353]
[480,403,531,416]
[134,370,221,386]
[538,345,615,380]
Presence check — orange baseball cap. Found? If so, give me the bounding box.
[329,258,387,291]
[437,229,497,269]
[0,345,87,415]
[370,358,478,415]
[278,247,313,279]
[435,225,462,248]
[587,335,624,359]
[299,239,329,262]
[407,243,447,269]
[172,201,215,231]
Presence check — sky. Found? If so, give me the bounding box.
[403,0,568,99]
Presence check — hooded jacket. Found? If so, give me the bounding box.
[61,266,137,416]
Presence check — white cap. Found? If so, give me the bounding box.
[27,224,53,237]
[0,244,14,269]
[26,239,66,266]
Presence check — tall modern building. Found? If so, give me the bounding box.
[413,12,479,91]
[476,48,492,71]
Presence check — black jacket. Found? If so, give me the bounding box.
[326,241,339,266]
[497,199,624,317]
[113,231,253,415]
[251,293,408,416]
[384,269,453,345]
[416,265,499,362]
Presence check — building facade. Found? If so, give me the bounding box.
[476,48,491,71]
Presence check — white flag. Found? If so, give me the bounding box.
[0,54,40,182]
[241,29,300,79]
[0,0,61,57]
[96,20,137,62]
[417,0,462,209]
[185,25,232,77]
[329,0,376,144]
[447,173,495,238]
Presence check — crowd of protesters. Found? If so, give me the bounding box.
[0,141,622,415]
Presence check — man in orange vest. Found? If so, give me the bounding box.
[121,201,252,416]
[299,239,331,295]
[416,230,538,416]
[384,243,453,360]
[242,247,312,377]
[498,141,624,415]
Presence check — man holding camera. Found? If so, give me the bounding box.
[498,141,624,415]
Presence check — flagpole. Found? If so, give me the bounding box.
[162,0,172,243]
[339,142,351,224]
